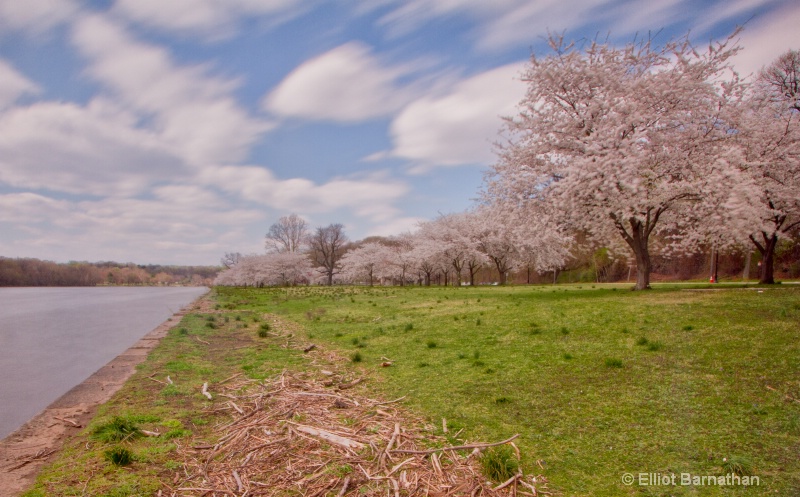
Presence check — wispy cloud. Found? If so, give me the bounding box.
[71,14,273,166]
[0,59,40,109]
[111,0,307,39]
[388,63,526,169]
[263,42,419,122]
[0,0,78,33]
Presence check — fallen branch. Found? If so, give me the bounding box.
[201,382,212,400]
[494,472,522,491]
[372,395,406,406]
[337,475,351,497]
[390,434,520,455]
[233,469,244,493]
[194,336,210,345]
[337,378,364,390]
[288,422,365,450]
[54,416,81,428]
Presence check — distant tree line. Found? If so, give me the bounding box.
[0,257,219,287]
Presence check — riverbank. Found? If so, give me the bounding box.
[0,292,207,495]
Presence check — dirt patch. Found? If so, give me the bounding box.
[0,294,208,496]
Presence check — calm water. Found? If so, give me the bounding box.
[0,287,207,439]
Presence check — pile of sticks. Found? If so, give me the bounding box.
[163,371,547,497]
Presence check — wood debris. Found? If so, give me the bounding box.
[166,371,547,496]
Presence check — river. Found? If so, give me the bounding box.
[0,287,207,439]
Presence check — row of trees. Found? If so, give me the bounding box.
[0,258,218,286]
[217,34,798,290]
[486,34,799,289]
[215,208,570,287]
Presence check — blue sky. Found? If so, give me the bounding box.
[0,0,797,265]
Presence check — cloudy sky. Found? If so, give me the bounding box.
[1,0,797,265]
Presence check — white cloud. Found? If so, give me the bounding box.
[71,14,272,167]
[202,165,410,220]
[0,100,186,196]
[111,0,305,38]
[0,59,40,109]
[731,2,800,78]
[0,0,79,33]
[364,216,426,237]
[0,192,70,223]
[388,63,526,168]
[263,42,416,122]
[0,190,266,265]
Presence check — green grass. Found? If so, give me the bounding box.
[213,283,800,496]
[24,283,800,496]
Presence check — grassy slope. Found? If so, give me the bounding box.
[23,283,800,496]
[219,284,800,496]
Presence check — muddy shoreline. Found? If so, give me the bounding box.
[0,293,207,496]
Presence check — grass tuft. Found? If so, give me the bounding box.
[722,455,753,476]
[104,446,135,466]
[480,445,519,482]
[646,341,663,351]
[604,358,623,368]
[91,416,141,443]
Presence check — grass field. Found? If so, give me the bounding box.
[23,283,800,496]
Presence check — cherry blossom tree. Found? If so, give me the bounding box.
[386,234,417,286]
[406,235,442,286]
[486,33,743,289]
[723,50,800,284]
[214,252,312,286]
[266,213,309,253]
[416,213,483,286]
[471,204,571,284]
[308,223,349,286]
[339,242,393,285]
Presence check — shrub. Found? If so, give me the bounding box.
[351,352,363,363]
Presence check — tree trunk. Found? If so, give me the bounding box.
[750,232,778,284]
[742,249,752,281]
[628,230,651,290]
[326,271,333,286]
[709,248,719,283]
[614,214,653,290]
[749,232,777,284]
[492,257,508,285]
